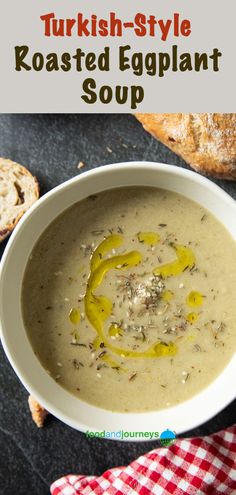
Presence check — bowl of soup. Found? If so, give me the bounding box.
[0,162,236,438]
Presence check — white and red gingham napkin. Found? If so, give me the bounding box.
[51,425,236,495]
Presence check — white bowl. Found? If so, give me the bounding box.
[0,162,236,439]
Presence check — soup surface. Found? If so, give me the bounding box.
[22,187,236,412]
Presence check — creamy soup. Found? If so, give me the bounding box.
[22,187,236,412]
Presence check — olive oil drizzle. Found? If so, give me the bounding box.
[186,312,199,324]
[153,243,195,278]
[137,232,160,245]
[90,234,123,272]
[186,291,203,307]
[69,307,81,325]
[84,234,177,361]
[69,236,198,365]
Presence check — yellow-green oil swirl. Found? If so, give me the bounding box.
[137,231,160,245]
[154,243,195,278]
[69,307,81,325]
[186,291,203,307]
[84,234,177,360]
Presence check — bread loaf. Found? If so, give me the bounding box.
[0,158,39,242]
[136,114,236,180]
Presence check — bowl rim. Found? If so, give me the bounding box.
[0,161,236,440]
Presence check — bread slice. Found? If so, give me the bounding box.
[0,158,39,242]
[135,114,236,180]
[28,395,49,428]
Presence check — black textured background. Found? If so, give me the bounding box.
[0,114,235,495]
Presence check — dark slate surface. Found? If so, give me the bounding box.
[0,114,235,495]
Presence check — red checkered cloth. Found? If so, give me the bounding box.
[51,425,236,495]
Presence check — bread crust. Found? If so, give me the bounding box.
[135,114,236,180]
[28,395,49,428]
[0,158,39,242]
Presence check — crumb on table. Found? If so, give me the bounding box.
[77,161,86,169]
[28,395,49,428]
